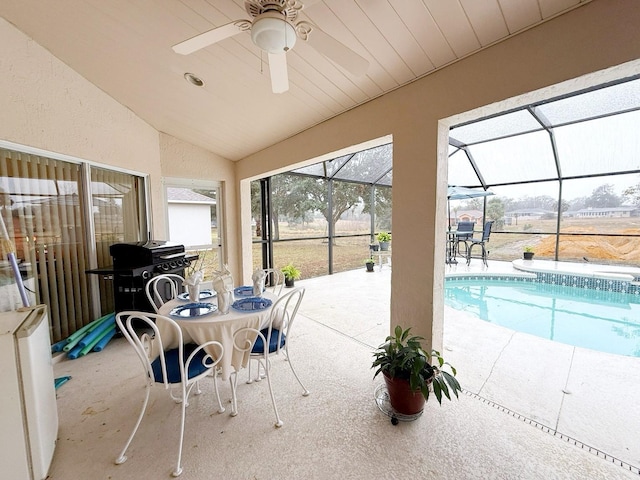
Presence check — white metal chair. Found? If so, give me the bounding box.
[230,287,309,427]
[115,311,224,477]
[263,268,284,296]
[145,274,185,313]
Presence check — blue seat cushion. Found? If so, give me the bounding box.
[251,328,286,354]
[151,343,210,384]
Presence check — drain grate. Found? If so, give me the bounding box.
[463,390,640,475]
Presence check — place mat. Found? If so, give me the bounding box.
[177,290,216,301]
[234,285,255,297]
[232,297,272,312]
[169,302,217,318]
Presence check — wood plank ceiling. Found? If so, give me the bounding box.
[1,0,590,161]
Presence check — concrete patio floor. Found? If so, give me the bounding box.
[48,260,640,479]
[301,260,640,472]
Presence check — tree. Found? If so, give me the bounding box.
[623,182,640,206]
[270,174,318,240]
[486,197,505,227]
[585,184,621,208]
[552,199,570,213]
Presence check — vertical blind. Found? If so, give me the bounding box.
[0,148,146,342]
[91,166,146,315]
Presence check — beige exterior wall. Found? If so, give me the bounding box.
[0,16,166,235]
[235,0,640,349]
[0,16,242,275]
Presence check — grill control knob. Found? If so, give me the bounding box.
[141,270,151,280]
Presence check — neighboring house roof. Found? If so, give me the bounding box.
[166,187,215,204]
[567,206,639,214]
[454,210,483,219]
[505,209,555,216]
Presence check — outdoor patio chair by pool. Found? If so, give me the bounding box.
[115,311,225,477]
[145,274,185,313]
[466,221,494,267]
[230,287,309,427]
[455,221,475,257]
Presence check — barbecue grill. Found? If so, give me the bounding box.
[88,240,197,313]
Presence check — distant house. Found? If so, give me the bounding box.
[451,210,483,226]
[504,208,555,225]
[565,206,639,218]
[166,188,216,247]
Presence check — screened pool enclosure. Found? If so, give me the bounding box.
[252,75,640,278]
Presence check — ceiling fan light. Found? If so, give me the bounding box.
[251,12,296,54]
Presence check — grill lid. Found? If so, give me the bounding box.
[110,241,185,268]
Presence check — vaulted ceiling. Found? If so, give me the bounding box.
[1,0,590,161]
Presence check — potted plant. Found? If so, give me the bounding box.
[523,246,535,260]
[376,232,391,251]
[372,326,461,416]
[365,257,375,272]
[281,263,301,288]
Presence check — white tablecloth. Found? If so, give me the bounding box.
[156,291,276,380]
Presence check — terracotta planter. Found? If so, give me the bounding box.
[383,372,426,415]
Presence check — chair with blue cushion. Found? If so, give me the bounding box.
[230,287,309,427]
[115,311,224,477]
[466,220,495,267]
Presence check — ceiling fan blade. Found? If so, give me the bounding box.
[172,21,245,55]
[305,27,369,77]
[268,52,289,94]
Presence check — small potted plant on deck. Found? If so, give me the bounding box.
[281,263,301,288]
[377,232,391,251]
[523,246,535,260]
[365,257,376,272]
[372,326,461,416]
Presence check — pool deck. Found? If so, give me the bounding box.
[445,259,640,470]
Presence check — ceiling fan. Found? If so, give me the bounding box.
[172,0,369,93]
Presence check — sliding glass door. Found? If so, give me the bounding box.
[0,146,147,342]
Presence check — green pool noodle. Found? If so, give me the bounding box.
[64,312,114,345]
[78,323,116,357]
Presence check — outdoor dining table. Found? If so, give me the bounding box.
[155,290,277,381]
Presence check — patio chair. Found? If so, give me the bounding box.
[466,221,494,267]
[455,221,475,257]
[145,274,185,312]
[230,287,309,427]
[263,268,284,296]
[115,311,225,477]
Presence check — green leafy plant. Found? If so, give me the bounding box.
[524,246,534,253]
[281,263,301,281]
[372,326,461,404]
[364,257,375,264]
[376,232,391,243]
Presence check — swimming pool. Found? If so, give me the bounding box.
[445,278,640,357]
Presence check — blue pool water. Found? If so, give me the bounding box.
[445,279,640,357]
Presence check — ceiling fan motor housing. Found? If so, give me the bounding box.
[251,11,297,53]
